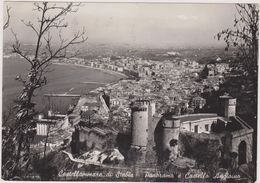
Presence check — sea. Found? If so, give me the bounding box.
[2,57,124,118]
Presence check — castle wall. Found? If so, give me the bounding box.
[231,130,253,164]
[181,118,218,133]
[78,127,115,151]
[146,117,161,164]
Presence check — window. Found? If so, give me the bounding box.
[205,124,209,131]
[194,125,198,133]
[169,139,178,147]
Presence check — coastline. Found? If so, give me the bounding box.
[53,62,127,78]
[3,59,126,116]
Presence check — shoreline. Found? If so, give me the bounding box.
[53,62,127,78]
[2,60,126,112]
[52,62,127,98]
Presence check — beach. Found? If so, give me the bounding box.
[53,62,126,78]
[2,58,125,115]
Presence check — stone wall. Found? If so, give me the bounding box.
[231,129,253,164]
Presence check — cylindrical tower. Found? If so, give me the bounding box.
[131,100,150,147]
[162,116,181,160]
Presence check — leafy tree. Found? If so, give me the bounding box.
[2,2,87,179]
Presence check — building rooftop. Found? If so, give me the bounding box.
[84,92,99,97]
[219,95,234,99]
[78,125,113,137]
[172,113,219,123]
[83,102,100,107]
[165,113,253,133]
[37,119,57,124]
[81,110,96,117]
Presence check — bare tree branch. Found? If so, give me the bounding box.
[21,20,39,36]
[216,4,258,72]
[3,6,11,30]
[11,29,34,66]
[3,2,87,179]
[38,27,87,69]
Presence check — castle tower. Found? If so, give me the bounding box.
[161,116,181,161]
[219,94,236,118]
[128,99,152,164]
[131,100,150,147]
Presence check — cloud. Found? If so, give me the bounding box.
[177,15,198,20]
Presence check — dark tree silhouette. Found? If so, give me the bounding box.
[216,5,258,181]
[216,4,258,77]
[2,2,87,179]
[216,4,258,117]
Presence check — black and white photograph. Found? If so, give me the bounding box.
[1,1,258,182]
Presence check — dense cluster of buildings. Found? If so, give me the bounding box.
[29,53,254,180]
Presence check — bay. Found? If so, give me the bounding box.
[2,58,124,116]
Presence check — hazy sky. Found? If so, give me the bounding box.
[3,2,239,48]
